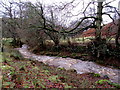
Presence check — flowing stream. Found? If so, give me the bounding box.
[16,44,120,84]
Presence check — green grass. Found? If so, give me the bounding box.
[45,37,95,45]
[45,36,115,44]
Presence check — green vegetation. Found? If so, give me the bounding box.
[95,79,111,84]
[1,49,77,88]
[1,0,120,87]
[93,73,101,77]
[2,38,14,46]
[48,75,60,82]
[109,83,120,88]
[58,67,65,71]
[1,45,120,88]
[95,79,120,88]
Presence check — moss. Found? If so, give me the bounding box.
[2,81,15,88]
[81,54,88,56]
[62,56,68,58]
[108,83,120,88]
[1,65,15,71]
[63,83,72,88]
[95,79,111,84]
[71,53,77,56]
[93,73,100,77]
[95,79,120,88]
[58,67,65,71]
[48,75,60,82]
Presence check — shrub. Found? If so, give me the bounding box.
[93,73,100,77]
[10,50,23,60]
[2,38,23,47]
[95,79,110,84]
[2,38,14,46]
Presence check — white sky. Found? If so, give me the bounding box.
[27,0,119,24]
[0,0,119,24]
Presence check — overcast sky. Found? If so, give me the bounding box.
[18,0,119,6]
[0,0,119,24]
[24,0,119,24]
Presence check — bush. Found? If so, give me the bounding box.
[2,38,14,46]
[10,50,23,60]
[2,38,23,47]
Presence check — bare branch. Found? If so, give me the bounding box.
[105,5,120,16]
[102,12,116,24]
[103,0,116,6]
[65,16,97,33]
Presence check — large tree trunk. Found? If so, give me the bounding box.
[95,2,103,40]
[115,19,120,47]
[89,1,107,58]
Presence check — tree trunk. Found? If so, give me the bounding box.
[91,1,106,58]
[115,19,120,47]
[54,39,59,46]
[95,2,103,40]
[44,31,60,46]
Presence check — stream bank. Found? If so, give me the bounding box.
[16,44,120,84]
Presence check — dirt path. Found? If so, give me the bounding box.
[16,44,120,84]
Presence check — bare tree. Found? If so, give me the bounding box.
[1,0,119,52]
[1,1,22,46]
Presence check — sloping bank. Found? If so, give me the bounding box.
[16,44,120,84]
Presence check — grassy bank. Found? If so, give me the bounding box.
[1,46,120,88]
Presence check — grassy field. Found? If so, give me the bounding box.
[45,36,116,46]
